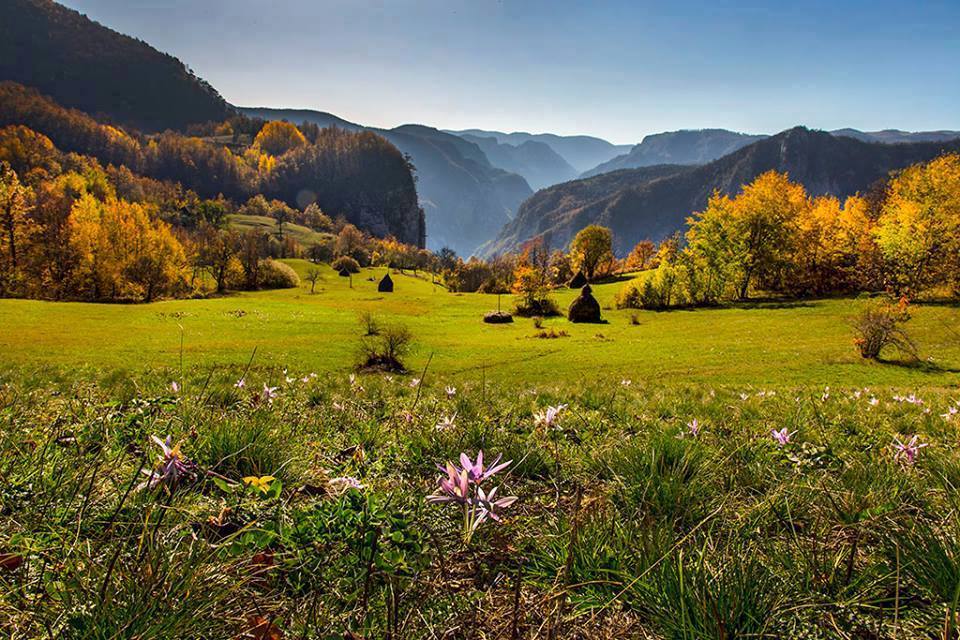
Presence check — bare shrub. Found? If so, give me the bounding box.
[532,316,544,329]
[359,323,413,372]
[358,311,380,336]
[852,297,917,360]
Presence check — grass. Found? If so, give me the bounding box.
[0,259,958,389]
[3,263,960,637]
[227,214,334,248]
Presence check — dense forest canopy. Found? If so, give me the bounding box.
[0,83,424,247]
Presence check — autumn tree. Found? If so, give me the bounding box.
[511,240,558,316]
[0,162,33,293]
[253,121,307,157]
[623,239,657,271]
[569,224,615,281]
[874,154,960,295]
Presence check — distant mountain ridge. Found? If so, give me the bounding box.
[457,134,578,190]
[0,0,234,131]
[241,108,533,256]
[448,129,632,174]
[830,128,960,144]
[483,127,960,257]
[582,129,767,177]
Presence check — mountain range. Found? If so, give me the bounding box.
[449,129,632,174]
[482,127,960,257]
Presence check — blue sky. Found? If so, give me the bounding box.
[63,0,958,144]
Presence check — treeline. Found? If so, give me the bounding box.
[0,83,424,246]
[616,160,960,309]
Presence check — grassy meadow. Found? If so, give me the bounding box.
[1,259,958,390]
[3,263,960,638]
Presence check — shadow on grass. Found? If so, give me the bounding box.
[876,357,960,374]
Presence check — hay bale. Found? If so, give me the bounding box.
[568,270,587,288]
[568,284,602,323]
[483,311,514,324]
[378,273,394,292]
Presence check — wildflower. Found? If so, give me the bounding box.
[620,379,632,387]
[686,418,703,438]
[327,476,363,493]
[261,384,279,403]
[242,475,276,494]
[534,404,567,430]
[410,378,421,388]
[436,414,457,431]
[457,450,511,484]
[139,435,196,491]
[868,397,879,406]
[942,406,959,421]
[739,392,750,401]
[384,375,394,383]
[332,401,344,411]
[234,378,246,389]
[821,387,830,402]
[285,376,295,384]
[893,435,927,465]
[300,376,311,383]
[349,374,357,386]
[473,485,518,528]
[771,428,796,446]
[170,381,180,394]
[401,410,415,423]
[445,385,457,398]
[426,462,470,505]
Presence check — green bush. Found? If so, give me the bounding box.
[332,255,361,274]
[257,259,300,289]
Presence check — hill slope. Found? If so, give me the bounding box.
[0,0,234,131]
[458,134,578,190]
[484,127,960,256]
[582,129,767,177]
[242,108,533,256]
[831,128,960,144]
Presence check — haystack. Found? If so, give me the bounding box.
[338,268,351,277]
[378,273,394,292]
[568,284,601,323]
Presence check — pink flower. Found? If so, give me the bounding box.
[170,381,180,394]
[457,450,511,484]
[426,462,470,505]
[261,384,279,403]
[771,428,796,446]
[893,435,927,465]
[534,404,567,430]
[445,386,457,398]
[473,486,518,528]
[686,418,702,437]
[234,378,246,389]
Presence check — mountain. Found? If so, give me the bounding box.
[483,127,960,257]
[831,128,960,144]
[458,134,578,190]
[0,0,234,131]
[582,129,768,177]
[449,129,631,174]
[242,108,533,256]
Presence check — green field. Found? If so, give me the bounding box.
[1,259,958,389]
[227,214,333,247]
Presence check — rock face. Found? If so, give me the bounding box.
[568,271,587,289]
[378,273,394,292]
[568,285,601,323]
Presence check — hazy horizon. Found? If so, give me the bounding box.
[60,0,959,144]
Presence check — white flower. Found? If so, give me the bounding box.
[410,378,421,388]
[534,404,567,430]
[942,406,959,421]
[620,379,632,387]
[868,397,879,406]
[328,476,363,493]
[436,414,457,431]
[170,381,180,394]
[234,378,246,389]
[261,384,279,403]
[445,385,457,398]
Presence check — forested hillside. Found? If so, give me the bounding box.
[0,0,234,131]
[486,127,960,256]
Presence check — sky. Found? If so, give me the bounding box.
[62,0,959,144]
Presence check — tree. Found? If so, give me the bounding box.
[196,225,240,293]
[624,239,657,272]
[0,162,33,292]
[511,240,558,316]
[335,224,369,265]
[253,121,307,157]
[305,267,322,293]
[874,154,960,295]
[569,225,615,281]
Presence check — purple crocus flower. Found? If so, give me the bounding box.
[458,450,512,484]
[426,462,470,505]
[139,435,196,491]
[893,435,927,465]
[771,428,796,446]
[261,384,279,403]
[473,485,518,528]
[534,404,567,430]
[686,418,702,437]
